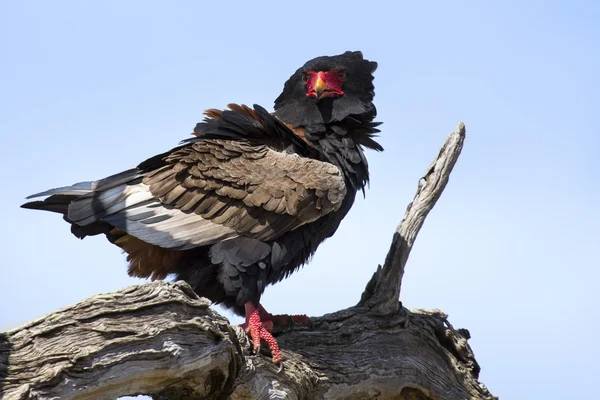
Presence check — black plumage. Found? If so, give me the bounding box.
[22,51,383,363]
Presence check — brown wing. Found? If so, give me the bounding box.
[101,142,345,280]
[32,104,346,279]
[142,139,346,242]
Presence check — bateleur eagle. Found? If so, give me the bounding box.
[22,51,383,365]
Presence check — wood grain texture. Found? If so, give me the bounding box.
[0,282,494,400]
[0,122,497,399]
[0,282,243,400]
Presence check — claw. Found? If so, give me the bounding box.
[242,303,310,364]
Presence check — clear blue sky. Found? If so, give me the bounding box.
[1,1,598,399]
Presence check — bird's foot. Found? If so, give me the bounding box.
[243,303,282,365]
[257,304,312,332]
[267,313,312,332]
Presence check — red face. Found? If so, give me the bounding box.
[303,69,347,100]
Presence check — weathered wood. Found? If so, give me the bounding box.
[0,282,243,400]
[359,123,466,315]
[0,122,497,399]
[0,282,494,400]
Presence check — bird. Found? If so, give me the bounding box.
[21,50,383,365]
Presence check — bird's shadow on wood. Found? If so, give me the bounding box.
[0,332,10,398]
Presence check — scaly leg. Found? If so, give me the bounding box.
[243,302,282,365]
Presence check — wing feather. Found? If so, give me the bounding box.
[30,104,347,253]
[143,140,346,244]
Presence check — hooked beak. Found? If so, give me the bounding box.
[314,76,327,100]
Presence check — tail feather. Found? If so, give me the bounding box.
[25,182,94,200]
[21,194,79,214]
[68,183,153,225]
[21,168,143,223]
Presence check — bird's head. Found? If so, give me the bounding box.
[274,51,377,127]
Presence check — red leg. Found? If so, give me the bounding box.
[244,302,282,364]
[258,304,311,330]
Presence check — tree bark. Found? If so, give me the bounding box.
[0,123,496,400]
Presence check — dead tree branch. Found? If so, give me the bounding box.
[0,122,496,400]
[359,122,466,315]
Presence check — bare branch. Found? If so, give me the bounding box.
[360,123,466,314]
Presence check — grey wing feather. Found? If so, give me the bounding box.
[67,182,238,249]
[26,181,94,199]
[26,168,142,200]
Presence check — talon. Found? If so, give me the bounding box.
[277,360,284,373]
[244,304,309,364]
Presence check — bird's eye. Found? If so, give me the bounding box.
[337,70,347,81]
[302,73,309,83]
